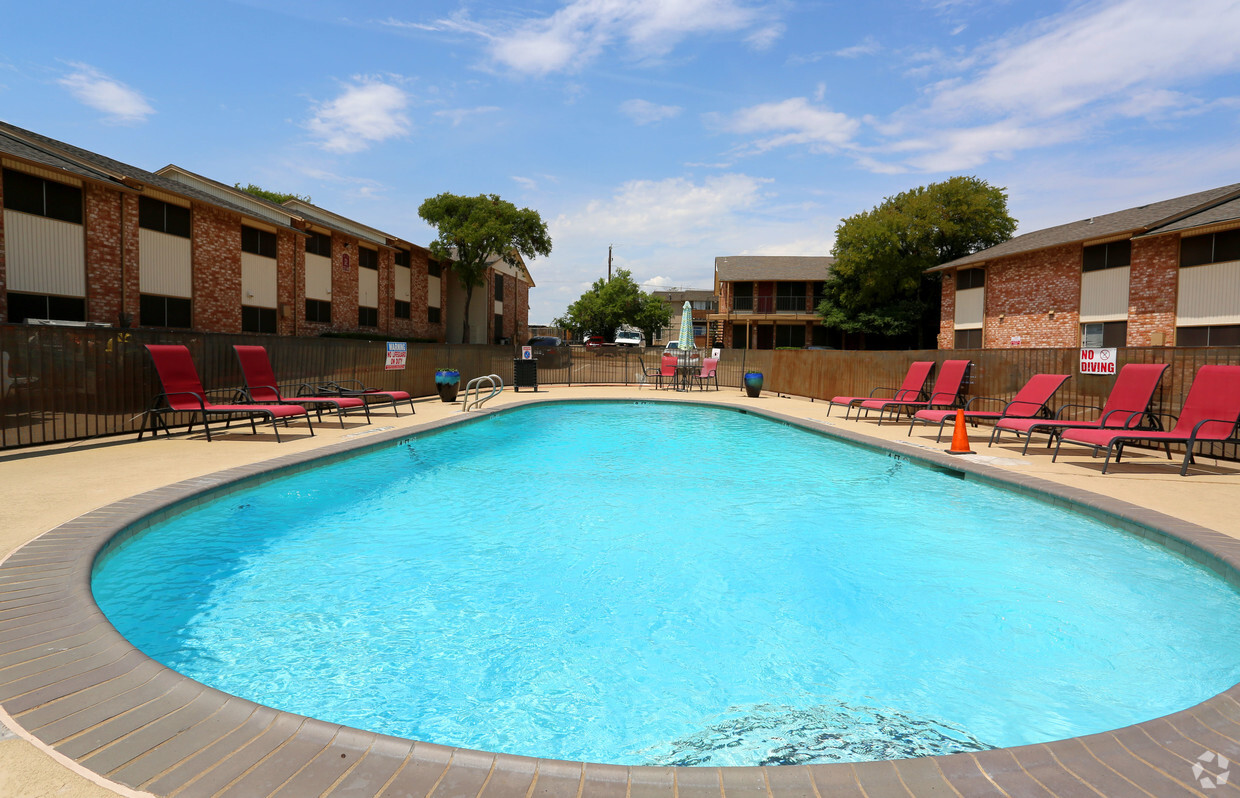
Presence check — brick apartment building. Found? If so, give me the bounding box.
[0,120,532,344]
[934,182,1240,349]
[709,256,835,349]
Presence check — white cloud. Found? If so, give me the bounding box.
[723,97,861,153]
[306,78,410,153]
[620,98,682,124]
[434,106,501,126]
[834,36,880,58]
[57,63,153,124]
[746,23,785,50]
[512,176,539,190]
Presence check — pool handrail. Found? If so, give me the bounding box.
[462,374,504,412]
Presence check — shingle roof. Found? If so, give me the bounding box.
[652,289,715,302]
[1139,194,1240,236]
[714,255,835,281]
[934,182,1240,271]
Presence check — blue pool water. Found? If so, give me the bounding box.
[93,402,1240,766]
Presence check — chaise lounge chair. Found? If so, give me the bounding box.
[140,344,313,443]
[990,363,1168,454]
[314,378,415,415]
[826,361,935,420]
[234,345,371,428]
[910,373,1070,442]
[851,359,971,425]
[1052,364,1240,475]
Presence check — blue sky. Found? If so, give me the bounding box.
[3,0,1240,324]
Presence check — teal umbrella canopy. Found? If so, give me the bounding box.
[679,300,693,349]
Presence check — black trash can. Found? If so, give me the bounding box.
[513,358,539,392]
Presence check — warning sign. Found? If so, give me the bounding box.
[1079,348,1116,375]
[385,341,407,370]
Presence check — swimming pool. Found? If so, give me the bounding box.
[92,401,1240,768]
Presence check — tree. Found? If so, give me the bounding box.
[555,269,671,343]
[235,183,311,205]
[419,193,552,343]
[818,176,1016,348]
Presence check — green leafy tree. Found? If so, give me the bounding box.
[555,269,671,343]
[818,176,1016,347]
[234,183,311,204]
[418,193,552,343]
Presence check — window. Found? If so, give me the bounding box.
[140,294,192,328]
[394,249,410,268]
[138,197,191,238]
[495,273,504,301]
[242,306,277,334]
[6,292,86,323]
[428,260,442,277]
[358,306,378,327]
[691,300,717,311]
[427,306,441,324]
[776,282,806,311]
[812,281,826,306]
[1177,324,1240,347]
[774,325,805,348]
[956,268,985,290]
[1081,321,1127,348]
[2,169,83,224]
[359,247,378,270]
[1181,229,1240,268]
[954,328,983,348]
[305,232,332,257]
[732,282,754,311]
[1082,240,1132,272]
[494,314,504,343]
[306,298,332,323]
[394,299,410,319]
[241,226,277,258]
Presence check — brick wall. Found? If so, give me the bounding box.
[334,235,359,331]
[1128,234,1179,346]
[515,280,529,343]
[120,194,139,326]
[938,272,957,348]
[276,229,298,336]
[192,204,242,333]
[84,184,123,325]
[378,247,393,333]
[410,247,433,339]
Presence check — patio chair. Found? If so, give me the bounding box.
[234,345,371,428]
[314,378,415,416]
[852,359,971,425]
[826,361,934,420]
[140,344,313,443]
[909,373,1070,442]
[1052,364,1240,475]
[643,354,678,390]
[991,363,1168,454]
[692,357,719,391]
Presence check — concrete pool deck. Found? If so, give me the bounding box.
[2,385,1240,797]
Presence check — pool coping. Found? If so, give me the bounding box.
[3,395,1240,797]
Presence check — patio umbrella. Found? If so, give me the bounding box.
[679,300,694,349]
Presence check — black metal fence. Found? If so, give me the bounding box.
[3,324,1238,456]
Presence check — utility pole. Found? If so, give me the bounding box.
[607,244,612,281]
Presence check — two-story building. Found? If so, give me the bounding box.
[933,182,1240,349]
[651,289,716,347]
[709,256,835,349]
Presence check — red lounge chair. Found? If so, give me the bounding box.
[852,359,971,425]
[826,361,935,420]
[1053,364,1240,475]
[910,373,1070,442]
[140,344,312,443]
[316,378,415,415]
[234,345,371,428]
[991,363,1168,454]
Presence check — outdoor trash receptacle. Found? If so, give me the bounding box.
[513,358,539,391]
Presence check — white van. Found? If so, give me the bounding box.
[615,329,644,347]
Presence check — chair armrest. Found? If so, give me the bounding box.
[158,389,208,411]
[866,386,901,398]
[963,395,1004,410]
[1054,402,1101,420]
[1189,416,1240,442]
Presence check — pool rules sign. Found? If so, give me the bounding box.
[1080,347,1117,375]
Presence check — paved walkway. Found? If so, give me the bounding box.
[2,385,1239,797]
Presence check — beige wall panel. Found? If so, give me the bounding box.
[241,253,278,308]
[1177,261,1240,325]
[429,275,441,308]
[1080,266,1130,322]
[395,265,412,302]
[3,210,85,296]
[1,161,83,186]
[954,286,984,329]
[494,300,503,315]
[138,228,193,297]
[358,267,379,307]
[305,253,332,301]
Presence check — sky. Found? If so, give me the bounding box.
[3,0,1240,324]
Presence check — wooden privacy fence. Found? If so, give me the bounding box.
[2,324,1238,455]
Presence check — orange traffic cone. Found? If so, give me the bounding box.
[946,408,973,455]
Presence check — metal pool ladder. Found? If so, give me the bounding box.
[462,374,504,412]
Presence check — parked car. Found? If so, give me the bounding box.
[615,329,644,347]
[584,335,605,349]
[526,336,571,368]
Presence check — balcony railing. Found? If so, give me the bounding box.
[730,296,814,313]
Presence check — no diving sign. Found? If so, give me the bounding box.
[1080,347,1116,375]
